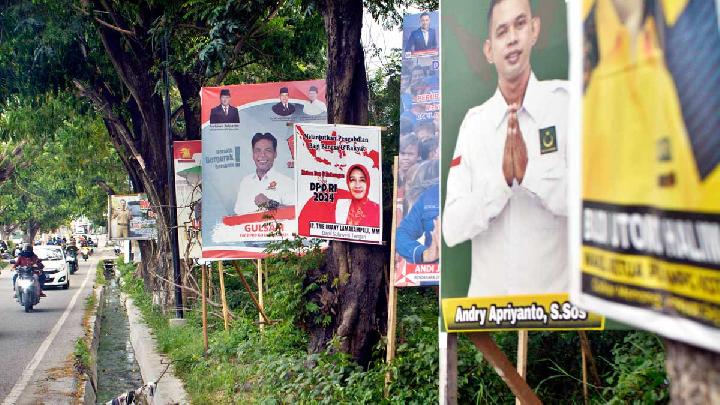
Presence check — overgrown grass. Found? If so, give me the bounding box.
[117,255,668,404]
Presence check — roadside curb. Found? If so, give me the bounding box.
[121,291,190,405]
[79,283,104,405]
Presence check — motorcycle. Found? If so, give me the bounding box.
[66,251,78,274]
[14,265,41,312]
[80,246,89,261]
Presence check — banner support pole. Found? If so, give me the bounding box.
[218,261,230,332]
[468,333,541,405]
[384,156,400,395]
[257,259,265,332]
[515,330,529,405]
[201,263,209,354]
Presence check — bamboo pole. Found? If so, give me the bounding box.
[257,259,265,332]
[515,330,529,405]
[217,261,230,332]
[201,263,209,354]
[384,156,400,395]
[230,261,271,326]
[468,333,541,405]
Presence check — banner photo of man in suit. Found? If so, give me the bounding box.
[404,11,438,54]
[200,80,327,259]
[395,10,441,287]
[209,88,241,124]
[440,0,603,332]
[570,0,720,353]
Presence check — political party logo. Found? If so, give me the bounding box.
[539,126,558,154]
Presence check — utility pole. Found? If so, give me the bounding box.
[163,28,184,319]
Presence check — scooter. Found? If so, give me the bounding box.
[66,251,78,274]
[80,246,89,261]
[15,265,41,312]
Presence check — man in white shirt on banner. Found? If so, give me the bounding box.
[442,0,568,297]
[234,132,293,215]
[302,86,327,116]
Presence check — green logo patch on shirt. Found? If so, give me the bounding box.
[539,126,558,154]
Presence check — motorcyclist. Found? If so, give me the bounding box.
[13,243,46,298]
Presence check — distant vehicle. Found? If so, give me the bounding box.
[35,246,70,290]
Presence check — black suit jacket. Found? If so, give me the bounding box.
[405,28,437,52]
[209,105,240,124]
[272,102,296,116]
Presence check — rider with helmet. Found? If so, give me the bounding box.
[13,243,46,298]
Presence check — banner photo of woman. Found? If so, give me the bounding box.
[395,10,441,287]
[200,80,327,259]
[295,123,383,244]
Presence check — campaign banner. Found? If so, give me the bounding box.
[174,140,202,259]
[201,80,327,259]
[295,123,383,244]
[108,194,157,240]
[395,10,441,287]
[569,0,720,351]
[440,0,601,331]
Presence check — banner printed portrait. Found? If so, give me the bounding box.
[201,80,327,259]
[570,0,720,352]
[174,140,202,259]
[295,123,383,244]
[395,10,441,287]
[440,0,603,332]
[108,194,158,240]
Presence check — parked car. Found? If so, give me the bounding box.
[35,245,70,290]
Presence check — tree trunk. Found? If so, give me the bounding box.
[665,339,720,403]
[304,0,388,367]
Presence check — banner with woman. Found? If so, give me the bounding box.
[295,123,383,244]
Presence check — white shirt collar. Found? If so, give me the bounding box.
[487,71,542,129]
[255,166,277,181]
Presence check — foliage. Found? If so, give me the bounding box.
[0,93,126,234]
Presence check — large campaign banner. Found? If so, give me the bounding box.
[570,0,720,351]
[174,140,202,259]
[108,194,157,240]
[201,80,327,259]
[439,0,603,332]
[295,123,383,244]
[394,11,441,287]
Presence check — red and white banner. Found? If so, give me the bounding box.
[295,123,383,244]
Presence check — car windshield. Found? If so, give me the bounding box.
[35,248,64,261]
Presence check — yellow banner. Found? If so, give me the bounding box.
[582,246,720,304]
[442,293,605,332]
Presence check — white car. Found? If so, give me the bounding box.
[35,245,70,290]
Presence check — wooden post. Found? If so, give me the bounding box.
[230,261,271,326]
[468,333,541,405]
[207,262,214,301]
[384,157,400,394]
[515,330,529,405]
[581,338,588,405]
[217,260,230,332]
[440,332,458,405]
[201,263,209,354]
[257,259,265,332]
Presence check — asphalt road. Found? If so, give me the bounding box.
[0,246,105,405]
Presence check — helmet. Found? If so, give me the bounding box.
[22,243,33,253]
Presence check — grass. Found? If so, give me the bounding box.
[115,256,668,404]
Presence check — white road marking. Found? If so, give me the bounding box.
[2,257,97,405]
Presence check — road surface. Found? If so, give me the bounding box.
[0,247,104,405]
